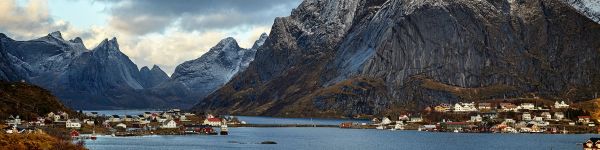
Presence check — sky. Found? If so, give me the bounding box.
[0,0,302,75]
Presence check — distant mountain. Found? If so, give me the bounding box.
[139,65,169,88]
[154,34,268,102]
[0,32,171,109]
[194,0,600,117]
[0,31,266,109]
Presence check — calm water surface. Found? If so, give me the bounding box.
[82,110,595,150]
[84,128,594,150]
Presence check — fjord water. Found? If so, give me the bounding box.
[82,112,594,150]
[84,128,593,150]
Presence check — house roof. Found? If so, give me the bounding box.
[579,116,592,119]
[207,118,221,122]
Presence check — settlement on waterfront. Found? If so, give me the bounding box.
[2,99,599,141]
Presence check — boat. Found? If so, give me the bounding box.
[376,125,385,130]
[220,124,228,135]
[91,130,97,140]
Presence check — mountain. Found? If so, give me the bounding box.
[0,32,174,109]
[139,65,169,88]
[194,0,600,117]
[156,34,268,102]
[0,31,267,109]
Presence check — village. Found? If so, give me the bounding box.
[2,99,599,141]
[2,109,244,138]
[349,100,600,134]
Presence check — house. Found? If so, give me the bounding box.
[124,115,133,122]
[161,120,178,129]
[398,115,410,121]
[519,103,535,110]
[109,115,121,122]
[503,119,516,125]
[578,116,592,124]
[554,101,569,109]
[115,123,127,129]
[380,117,392,125]
[141,112,151,118]
[5,115,21,127]
[500,103,518,112]
[521,124,541,133]
[453,102,477,112]
[65,119,81,128]
[477,103,493,110]
[409,115,423,123]
[470,114,482,122]
[89,112,98,118]
[522,113,532,121]
[83,119,95,126]
[533,116,544,122]
[203,118,222,126]
[157,117,167,123]
[540,112,552,120]
[434,103,452,112]
[583,138,600,150]
[554,112,565,120]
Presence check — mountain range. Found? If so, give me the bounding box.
[0,31,267,109]
[0,0,599,118]
[193,0,600,118]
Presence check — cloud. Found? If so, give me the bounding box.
[0,0,68,39]
[103,0,301,35]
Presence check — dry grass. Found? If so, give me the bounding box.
[0,131,86,150]
[420,78,516,101]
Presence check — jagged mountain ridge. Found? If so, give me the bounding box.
[139,65,169,88]
[0,31,266,109]
[194,0,600,118]
[155,33,268,102]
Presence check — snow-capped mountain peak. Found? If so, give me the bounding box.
[48,31,64,40]
[252,33,269,49]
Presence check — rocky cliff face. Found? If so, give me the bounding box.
[194,0,600,117]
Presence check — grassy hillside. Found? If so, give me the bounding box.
[0,81,73,121]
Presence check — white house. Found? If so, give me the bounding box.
[554,112,565,120]
[115,123,127,129]
[541,112,552,120]
[203,118,222,126]
[66,119,81,128]
[6,115,21,126]
[380,117,392,125]
[161,120,178,129]
[470,114,483,122]
[519,103,535,110]
[110,115,121,122]
[554,101,569,109]
[522,113,532,121]
[157,117,167,123]
[454,102,477,112]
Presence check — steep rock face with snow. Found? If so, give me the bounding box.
[165,34,267,100]
[195,0,600,117]
[139,65,169,88]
